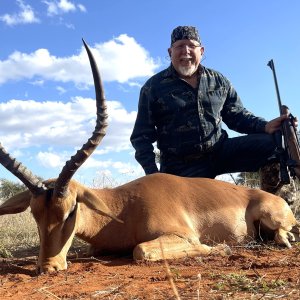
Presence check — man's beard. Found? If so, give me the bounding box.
[177,64,197,77]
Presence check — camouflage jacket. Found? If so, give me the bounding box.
[130,65,267,175]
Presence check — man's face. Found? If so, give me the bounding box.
[168,39,204,77]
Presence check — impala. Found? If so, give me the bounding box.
[0,40,298,273]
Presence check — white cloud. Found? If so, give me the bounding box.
[43,0,86,16]
[0,0,40,26]
[81,157,140,178]
[128,82,143,88]
[56,86,67,94]
[58,0,76,12]
[65,22,75,29]
[94,34,160,83]
[77,4,86,12]
[112,161,136,174]
[37,151,63,168]
[35,150,139,182]
[0,97,140,182]
[0,96,145,183]
[0,97,136,153]
[0,34,160,86]
[30,79,44,86]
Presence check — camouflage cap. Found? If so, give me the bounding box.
[171,26,201,46]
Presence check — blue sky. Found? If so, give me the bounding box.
[0,0,299,186]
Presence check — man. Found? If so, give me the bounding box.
[130,25,294,193]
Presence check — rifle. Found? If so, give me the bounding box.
[267,59,300,182]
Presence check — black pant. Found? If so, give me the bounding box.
[160,133,276,178]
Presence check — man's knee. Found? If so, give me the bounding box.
[276,179,299,206]
[260,162,283,194]
[259,162,298,208]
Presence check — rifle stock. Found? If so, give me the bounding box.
[281,105,300,179]
[268,59,300,181]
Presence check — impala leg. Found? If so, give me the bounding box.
[274,228,292,248]
[275,224,300,248]
[258,198,298,248]
[133,234,231,261]
[290,223,300,242]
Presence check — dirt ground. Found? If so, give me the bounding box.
[0,243,300,300]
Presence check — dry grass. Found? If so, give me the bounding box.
[0,209,88,258]
[0,209,39,258]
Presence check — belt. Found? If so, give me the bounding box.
[161,131,228,164]
[161,151,210,163]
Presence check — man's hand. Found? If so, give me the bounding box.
[265,114,298,134]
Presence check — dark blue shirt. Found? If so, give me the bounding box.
[131,65,267,174]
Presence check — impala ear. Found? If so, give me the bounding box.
[77,186,123,223]
[0,190,31,215]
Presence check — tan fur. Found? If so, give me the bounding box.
[0,173,298,273]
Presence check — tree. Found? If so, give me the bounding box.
[0,178,27,201]
[235,172,260,188]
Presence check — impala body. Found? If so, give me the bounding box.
[0,41,298,273]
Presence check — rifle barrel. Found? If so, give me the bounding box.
[267,59,283,114]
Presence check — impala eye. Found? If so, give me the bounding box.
[66,203,77,221]
[70,203,77,217]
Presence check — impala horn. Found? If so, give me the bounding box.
[0,143,46,195]
[54,39,108,197]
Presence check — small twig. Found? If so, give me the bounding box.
[92,285,123,297]
[37,286,61,299]
[67,255,111,264]
[159,240,181,300]
[197,273,201,300]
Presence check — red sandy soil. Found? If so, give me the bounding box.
[1,244,300,299]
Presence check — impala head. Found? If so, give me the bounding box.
[0,40,117,273]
